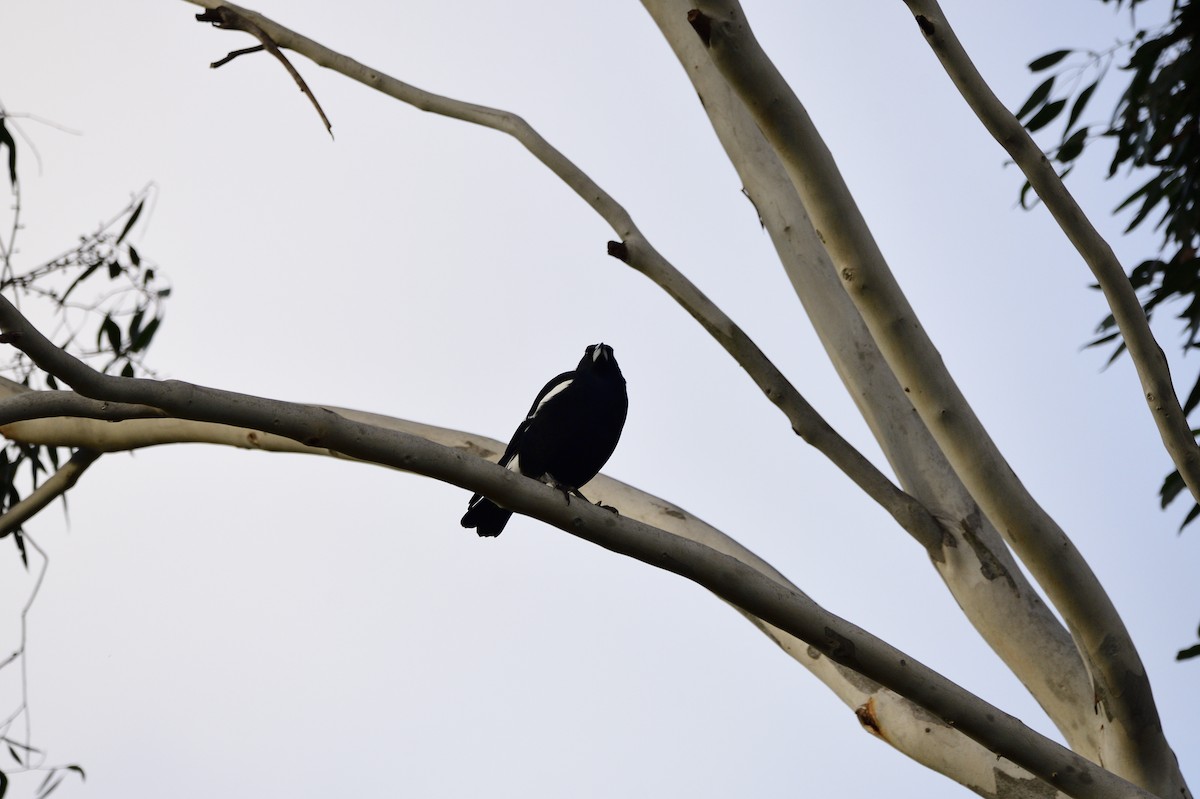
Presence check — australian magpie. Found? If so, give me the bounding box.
[461,343,628,537]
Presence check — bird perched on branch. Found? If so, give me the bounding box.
[461,343,628,537]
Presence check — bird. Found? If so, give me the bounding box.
[461,343,628,537]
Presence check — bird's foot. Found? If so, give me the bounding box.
[595,501,619,515]
[542,474,585,505]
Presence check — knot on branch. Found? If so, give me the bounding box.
[606,240,630,263]
[686,10,712,48]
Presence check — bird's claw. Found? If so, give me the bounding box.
[543,473,586,505]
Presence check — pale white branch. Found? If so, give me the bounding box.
[685,2,1186,794]
[0,448,99,538]
[0,300,1161,799]
[902,0,1200,510]
[0,380,1061,794]
[176,0,949,556]
[641,0,1100,765]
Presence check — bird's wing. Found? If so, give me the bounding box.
[495,369,574,470]
[524,370,575,419]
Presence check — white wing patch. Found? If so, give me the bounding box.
[530,379,572,419]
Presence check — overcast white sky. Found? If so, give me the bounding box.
[0,1,1196,797]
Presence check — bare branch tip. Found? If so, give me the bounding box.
[606,240,630,263]
[210,44,266,70]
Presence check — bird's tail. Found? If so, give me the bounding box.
[460,496,513,537]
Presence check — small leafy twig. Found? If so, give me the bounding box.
[0,449,100,539]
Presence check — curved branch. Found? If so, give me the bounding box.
[641,0,1099,761]
[0,298,1159,799]
[177,0,946,556]
[0,382,1073,795]
[902,0,1200,509]
[685,2,1185,794]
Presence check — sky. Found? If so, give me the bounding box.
[0,1,1196,797]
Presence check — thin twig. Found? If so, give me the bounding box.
[196,7,333,137]
[210,44,264,68]
[0,532,50,770]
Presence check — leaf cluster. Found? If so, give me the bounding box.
[1016,0,1200,660]
[1017,2,1200,509]
[0,121,171,562]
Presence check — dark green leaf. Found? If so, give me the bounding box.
[1029,49,1072,71]
[131,317,160,353]
[1087,330,1122,348]
[96,314,111,350]
[1177,642,1200,660]
[1181,502,1200,532]
[1057,128,1088,163]
[1185,376,1200,416]
[129,309,144,342]
[1114,177,1157,213]
[14,531,27,568]
[128,245,140,267]
[115,198,144,245]
[1026,98,1067,133]
[45,373,58,391]
[0,119,15,189]
[0,769,8,799]
[106,260,121,280]
[6,746,19,767]
[1019,179,1039,209]
[1161,469,1185,508]
[1066,81,1098,131]
[1103,340,1128,367]
[66,765,85,781]
[1124,180,1166,232]
[24,444,46,481]
[102,316,121,355]
[60,261,103,305]
[120,362,135,378]
[1016,77,1055,121]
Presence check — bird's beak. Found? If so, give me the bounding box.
[592,343,606,362]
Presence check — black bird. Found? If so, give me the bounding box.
[461,343,628,537]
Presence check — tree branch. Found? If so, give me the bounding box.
[0,448,99,538]
[0,295,1160,799]
[684,2,1186,794]
[195,6,332,137]
[0,380,1068,795]
[641,0,1099,762]
[902,0,1200,512]
[175,2,948,553]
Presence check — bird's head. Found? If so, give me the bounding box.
[580,343,622,377]
[586,342,614,363]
